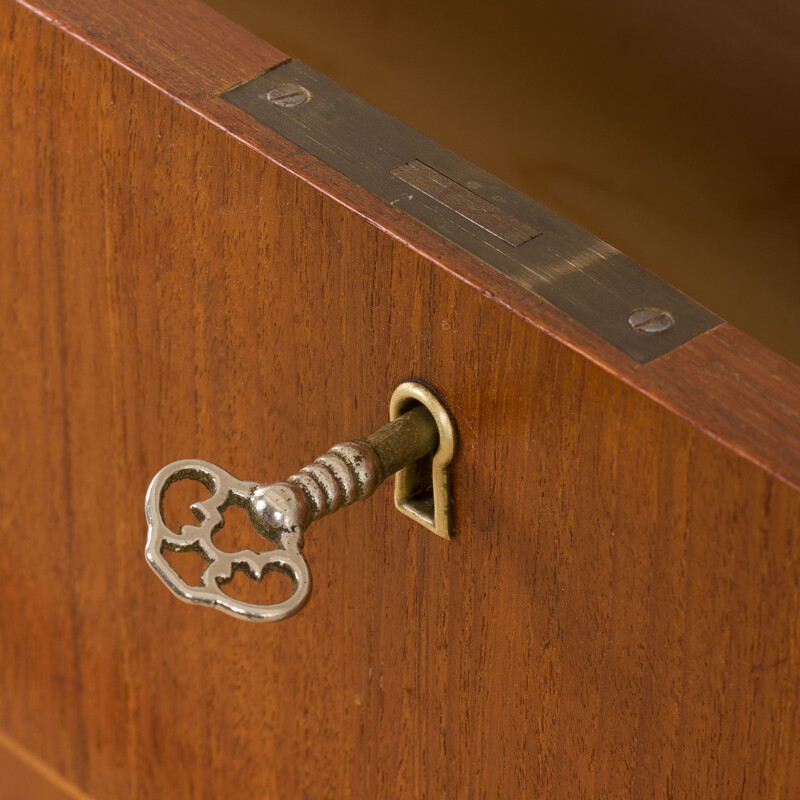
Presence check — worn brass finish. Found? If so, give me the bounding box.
[222,61,722,363]
[391,160,539,247]
[390,382,457,539]
[365,403,439,477]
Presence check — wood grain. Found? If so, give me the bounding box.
[1,0,799,798]
[0,732,92,800]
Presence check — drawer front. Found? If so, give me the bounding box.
[1,1,799,798]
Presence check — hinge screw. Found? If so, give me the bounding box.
[628,307,675,334]
[266,84,311,108]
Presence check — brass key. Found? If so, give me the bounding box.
[144,382,455,622]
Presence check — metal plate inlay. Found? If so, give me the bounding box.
[392,160,539,247]
[222,61,722,362]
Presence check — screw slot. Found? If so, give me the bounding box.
[628,307,674,334]
[265,84,311,108]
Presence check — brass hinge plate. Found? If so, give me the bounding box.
[222,61,722,363]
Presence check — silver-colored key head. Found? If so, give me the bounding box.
[145,459,311,622]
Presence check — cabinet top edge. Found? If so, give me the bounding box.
[14,0,800,494]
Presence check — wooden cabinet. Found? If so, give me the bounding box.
[1,1,799,797]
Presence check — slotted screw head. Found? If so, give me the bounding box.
[266,84,311,108]
[628,307,675,334]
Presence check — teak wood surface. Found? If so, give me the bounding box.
[1,0,799,798]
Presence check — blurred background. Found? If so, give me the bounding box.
[206,0,800,363]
